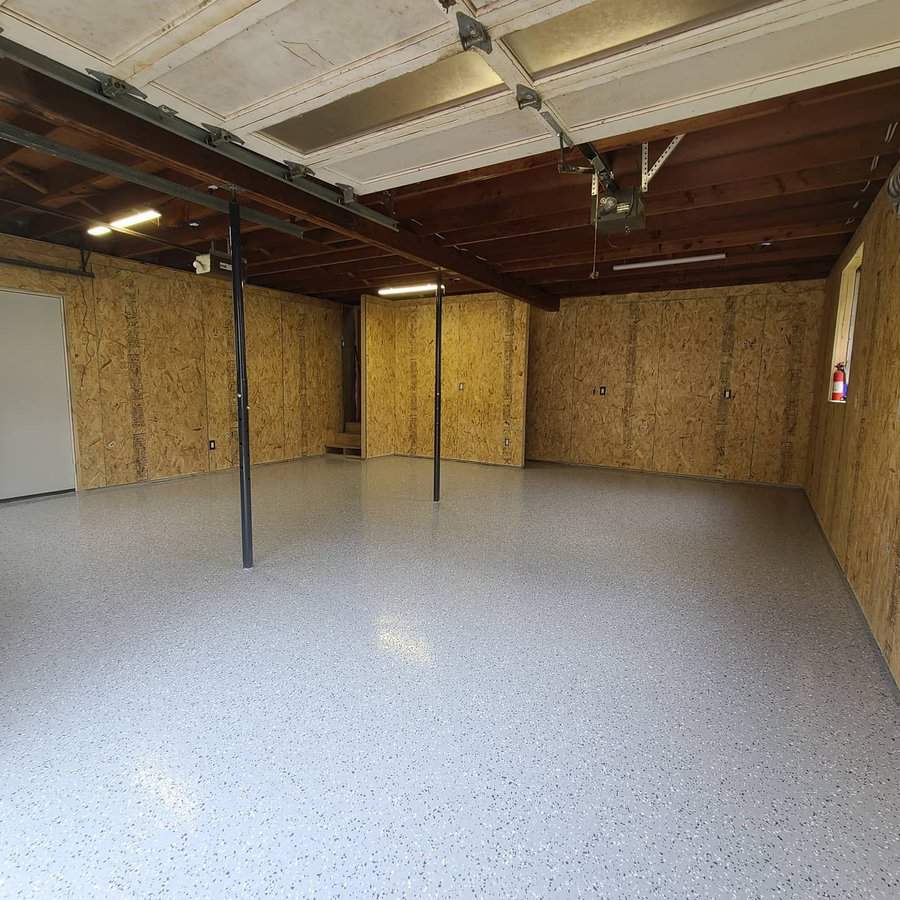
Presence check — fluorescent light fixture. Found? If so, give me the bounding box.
[378,282,441,297]
[110,209,160,229]
[85,208,160,237]
[613,253,726,271]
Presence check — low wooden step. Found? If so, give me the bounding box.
[326,431,361,450]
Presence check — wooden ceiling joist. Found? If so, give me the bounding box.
[0,55,897,301]
[0,61,559,310]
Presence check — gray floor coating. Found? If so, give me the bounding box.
[1,456,898,899]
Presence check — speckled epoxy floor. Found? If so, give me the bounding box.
[1,456,898,899]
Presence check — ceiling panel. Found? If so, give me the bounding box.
[3,0,222,62]
[154,0,447,116]
[261,53,504,155]
[553,3,900,132]
[503,0,766,77]
[333,107,549,183]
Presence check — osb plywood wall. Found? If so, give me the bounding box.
[361,297,397,459]
[527,281,825,485]
[807,185,900,684]
[362,293,529,467]
[0,235,342,490]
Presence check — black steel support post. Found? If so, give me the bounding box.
[229,198,254,568]
[433,278,443,502]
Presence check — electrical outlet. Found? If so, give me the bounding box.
[209,439,216,450]
[504,437,511,448]
[458,382,464,391]
[723,389,733,400]
[593,385,607,396]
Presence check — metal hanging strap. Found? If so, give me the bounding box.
[641,134,685,193]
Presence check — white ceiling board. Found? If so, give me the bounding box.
[331,106,549,183]
[1,0,898,196]
[553,0,900,130]
[1,0,223,65]
[155,0,447,117]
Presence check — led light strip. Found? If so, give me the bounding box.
[612,253,726,271]
[377,283,442,296]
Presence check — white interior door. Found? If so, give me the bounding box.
[0,289,76,500]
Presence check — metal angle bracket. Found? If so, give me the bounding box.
[516,84,542,111]
[201,124,246,147]
[85,69,147,101]
[457,12,492,53]
[335,183,356,204]
[641,134,684,193]
[283,161,315,182]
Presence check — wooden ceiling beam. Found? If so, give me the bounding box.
[493,219,858,272]
[394,125,892,225]
[405,157,893,239]
[524,242,846,285]
[502,234,849,279]
[456,199,862,263]
[0,62,558,310]
[249,247,394,278]
[438,185,873,247]
[546,260,833,297]
[379,67,900,206]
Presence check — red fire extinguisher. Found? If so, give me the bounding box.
[832,363,846,401]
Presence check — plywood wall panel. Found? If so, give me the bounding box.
[61,279,105,489]
[363,297,397,459]
[93,269,144,486]
[570,300,628,468]
[142,277,207,480]
[439,299,462,461]
[751,286,821,484]
[202,283,237,470]
[364,293,528,468]
[394,302,435,458]
[245,292,286,464]
[807,183,900,684]
[445,295,527,466]
[527,282,824,486]
[654,297,727,478]
[281,300,304,460]
[0,235,342,490]
[302,303,343,456]
[526,305,576,463]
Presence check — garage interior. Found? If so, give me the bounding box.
[1,1,899,896]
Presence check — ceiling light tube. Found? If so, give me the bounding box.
[87,225,111,236]
[378,282,441,296]
[109,209,161,229]
[612,253,726,271]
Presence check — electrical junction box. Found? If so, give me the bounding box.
[193,250,243,279]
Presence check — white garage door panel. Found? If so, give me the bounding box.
[0,290,76,500]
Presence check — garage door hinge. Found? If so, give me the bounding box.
[457,12,492,53]
[85,69,147,101]
[201,124,245,148]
